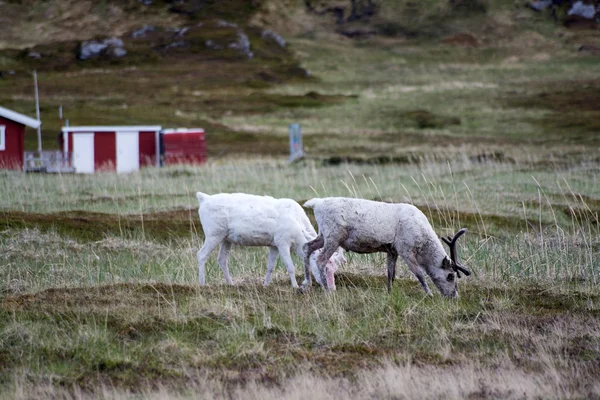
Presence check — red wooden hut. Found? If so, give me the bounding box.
[0,106,42,169]
[61,126,162,173]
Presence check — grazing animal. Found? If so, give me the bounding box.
[310,247,347,290]
[302,197,471,297]
[195,192,344,288]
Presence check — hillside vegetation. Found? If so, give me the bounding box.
[0,0,598,158]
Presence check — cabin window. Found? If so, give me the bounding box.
[0,126,5,151]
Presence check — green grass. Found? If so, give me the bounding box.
[0,159,598,397]
[1,160,598,227]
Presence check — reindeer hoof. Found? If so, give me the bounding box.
[297,285,310,295]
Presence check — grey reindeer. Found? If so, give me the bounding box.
[301,197,471,297]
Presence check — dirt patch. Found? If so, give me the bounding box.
[578,45,600,55]
[511,81,600,113]
[198,91,355,117]
[371,109,463,131]
[400,109,461,129]
[441,32,479,47]
[209,130,288,155]
[513,284,600,315]
[564,16,599,30]
[449,0,488,16]
[422,206,539,238]
[320,150,515,166]
[0,209,200,242]
[1,282,198,311]
[563,205,600,225]
[505,80,600,144]
[321,154,423,166]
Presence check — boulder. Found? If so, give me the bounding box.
[131,25,156,38]
[205,39,223,50]
[261,29,286,48]
[164,40,187,50]
[229,31,254,58]
[78,37,127,60]
[216,20,238,28]
[528,0,552,11]
[568,1,596,19]
[109,47,127,57]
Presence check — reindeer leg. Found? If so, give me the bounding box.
[300,234,324,292]
[403,250,432,296]
[263,247,279,287]
[386,253,398,294]
[216,241,233,285]
[197,236,223,285]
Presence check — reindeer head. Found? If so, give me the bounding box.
[436,228,471,297]
[310,248,347,290]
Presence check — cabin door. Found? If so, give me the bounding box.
[72,133,95,173]
[116,131,139,173]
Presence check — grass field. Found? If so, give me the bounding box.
[1,159,599,399]
[1,0,600,398]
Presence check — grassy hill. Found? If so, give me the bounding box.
[0,0,598,157]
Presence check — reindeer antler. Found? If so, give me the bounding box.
[441,228,471,278]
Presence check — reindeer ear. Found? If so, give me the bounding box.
[441,257,453,270]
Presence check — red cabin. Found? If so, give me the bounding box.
[161,128,207,165]
[61,126,162,173]
[0,106,41,169]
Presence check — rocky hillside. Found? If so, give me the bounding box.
[1,0,598,154]
[2,0,599,71]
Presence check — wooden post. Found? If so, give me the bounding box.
[33,70,42,153]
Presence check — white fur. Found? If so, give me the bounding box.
[310,249,347,290]
[303,197,462,297]
[196,192,343,288]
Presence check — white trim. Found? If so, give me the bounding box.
[0,126,5,151]
[161,128,204,134]
[0,106,41,129]
[62,126,162,133]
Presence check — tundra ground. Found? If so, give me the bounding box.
[1,160,599,399]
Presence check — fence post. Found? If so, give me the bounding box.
[288,123,305,162]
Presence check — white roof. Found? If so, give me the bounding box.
[0,106,42,128]
[162,128,205,134]
[62,126,162,133]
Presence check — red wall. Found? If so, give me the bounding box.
[94,132,116,171]
[0,116,25,170]
[163,131,207,165]
[139,131,156,167]
[67,132,73,155]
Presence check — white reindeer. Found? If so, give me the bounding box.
[310,247,347,290]
[195,192,345,288]
[302,197,470,297]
